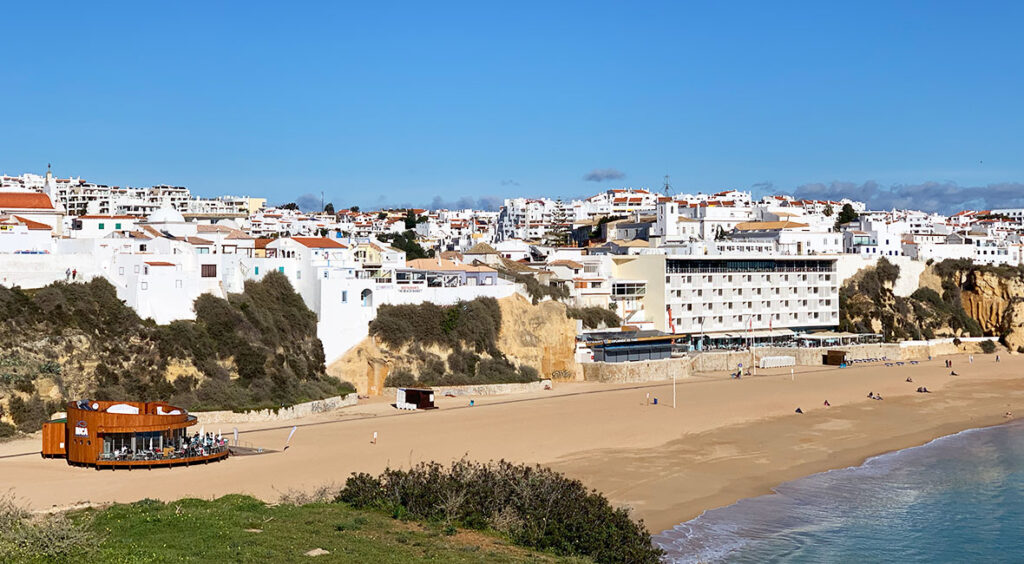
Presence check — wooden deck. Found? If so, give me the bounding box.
[93,449,229,470]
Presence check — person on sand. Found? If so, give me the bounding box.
[906,376,913,383]
[795,407,803,414]
[969,355,974,364]
[867,391,875,399]
[996,354,1000,363]
[951,370,958,376]
[823,400,831,407]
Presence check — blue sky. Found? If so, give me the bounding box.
[2,2,1022,212]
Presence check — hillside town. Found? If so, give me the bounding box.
[2,167,1022,366]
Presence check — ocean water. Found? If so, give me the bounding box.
[654,420,1024,563]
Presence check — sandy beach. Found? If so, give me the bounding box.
[1,352,1020,533]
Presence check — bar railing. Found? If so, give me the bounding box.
[98,443,228,463]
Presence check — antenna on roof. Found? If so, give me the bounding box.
[663,175,671,196]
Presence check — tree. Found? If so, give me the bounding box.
[323,202,335,214]
[382,230,430,260]
[377,212,387,220]
[404,209,418,230]
[823,203,834,217]
[281,202,299,211]
[349,206,360,213]
[836,203,859,226]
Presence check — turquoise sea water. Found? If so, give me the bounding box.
[654,420,1024,563]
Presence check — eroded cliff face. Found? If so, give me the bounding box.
[328,294,578,395]
[959,269,1024,351]
[496,294,578,381]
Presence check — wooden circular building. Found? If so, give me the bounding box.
[42,400,228,469]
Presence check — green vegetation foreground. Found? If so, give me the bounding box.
[0,461,662,563]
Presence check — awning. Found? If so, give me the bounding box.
[748,329,794,338]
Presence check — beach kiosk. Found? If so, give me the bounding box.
[41,400,228,469]
[395,388,436,410]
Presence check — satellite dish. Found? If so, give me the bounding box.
[92,403,99,410]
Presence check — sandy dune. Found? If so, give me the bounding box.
[1,353,1020,533]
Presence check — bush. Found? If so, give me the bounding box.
[384,369,416,388]
[980,339,997,354]
[0,492,98,560]
[0,421,16,438]
[566,307,621,329]
[0,271,351,415]
[370,298,503,356]
[336,460,663,563]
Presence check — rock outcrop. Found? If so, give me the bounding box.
[839,258,1024,349]
[329,294,578,395]
[959,269,1024,351]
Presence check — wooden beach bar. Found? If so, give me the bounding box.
[42,400,228,469]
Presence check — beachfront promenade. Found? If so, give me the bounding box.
[1,352,1021,532]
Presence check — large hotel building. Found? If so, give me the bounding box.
[612,254,839,341]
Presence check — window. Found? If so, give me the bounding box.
[118,266,124,275]
[342,290,348,303]
[296,270,301,280]
[201,264,217,278]
[115,223,122,230]
[175,280,182,289]
[278,266,284,273]
[139,244,147,252]
[140,281,148,290]
[98,223,105,230]
[254,266,259,275]
[134,265,140,273]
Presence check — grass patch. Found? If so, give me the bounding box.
[63,494,581,564]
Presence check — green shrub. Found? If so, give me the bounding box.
[336,460,663,563]
[0,272,351,414]
[384,369,416,388]
[0,492,98,560]
[370,298,503,356]
[980,339,996,354]
[566,306,622,329]
[0,421,16,438]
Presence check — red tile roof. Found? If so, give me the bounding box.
[79,215,141,220]
[145,261,176,267]
[12,216,52,231]
[291,237,348,249]
[0,192,55,209]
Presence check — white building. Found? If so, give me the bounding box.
[612,254,839,344]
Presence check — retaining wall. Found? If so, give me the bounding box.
[193,393,358,424]
[383,379,553,398]
[582,357,693,383]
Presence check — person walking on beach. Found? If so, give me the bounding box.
[969,355,974,364]
[996,354,1000,363]
[72,268,77,280]
[64,268,70,281]
[371,431,378,445]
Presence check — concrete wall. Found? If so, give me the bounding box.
[383,379,553,398]
[193,393,358,424]
[582,357,692,383]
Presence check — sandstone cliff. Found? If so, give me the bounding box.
[329,294,578,395]
[958,268,1024,351]
[839,258,1024,349]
